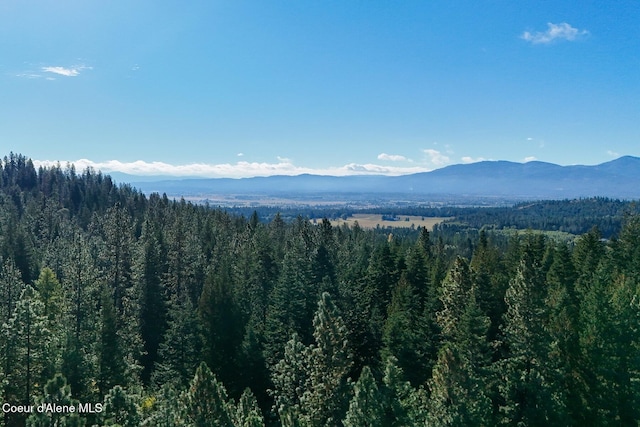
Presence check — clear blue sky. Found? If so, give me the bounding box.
[2,1,639,177]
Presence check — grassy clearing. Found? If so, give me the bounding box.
[315,214,450,230]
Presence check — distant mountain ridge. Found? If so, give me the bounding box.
[130,156,640,200]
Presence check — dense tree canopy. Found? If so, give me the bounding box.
[0,153,639,426]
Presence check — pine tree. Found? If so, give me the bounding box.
[99,206,135,318]
[264,235,315,368]
[578,260,618,424]
[544,243,583,424]
[572,226,605,296]
[101,385,142,427]
[183,362,235,427]
[34,267,64,380]
[312,218,338,296]
[97,285,126,395]
[381,275,432,386]
[335,230,377,376]
[0,258,24,327]
[586,216,640,424]
[163,211,204,304]
[470,229,507,342]
[135,218,167,385]
[235,388,266,427]
[429,258,492,427]
[199,263,243,395]
[153,293,203,389]
[497,256,566,426]
[404,235,433,311]
[270,333,308,425]
[1,285,51,426]
[300,292,353,427]
[428,306,492,427]
[141,385,188,427]
[381,356,429,426]
[0,257,25,426]
[437,257,473,342]
[59,229,100,401]
[365,243,399,320]
[343,366,384,427]
[608,273,640,425]
[26,374,85,427]
[97,206,143,387]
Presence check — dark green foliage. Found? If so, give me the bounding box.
[235,388,266,427]
[381,356,429,426]
[2,154,640,427]
[136,218,168,385]
[497,253,567,426]
[183,362,235,427]
[59,229,100,401]
[153,294,203,389]
[199,263,243,396]
[2,285,51,426]
[429,258,492,427]
[381,275,432,387]
[263,233,315,368]
[141,385,187,427]
[300,292,353,427]
[343,366,384,427]
[470,230,507,342]
[97,286,126,395]
[101,385,142,427]
[545,243,583,424]
[270,333,308,424]
[27,374,85,427]
[0,258,24,326]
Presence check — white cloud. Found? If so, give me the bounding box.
[461,156,486,164]
[15,63,92,79]
[33,158,431,179]
[15,73,42,79]
[524,156,537,162]
[521,22,588,44]
[42,65,92,77]
[423,149,450,166]
[377,153,407,162]
[237,153,244,157]
[607,150,619,157]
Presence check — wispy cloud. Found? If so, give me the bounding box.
[524,156,537,162]
[15,64,92,79]
[607,150,619,157]
[42,65,92,77]
[377,153,407,162]
[423,149,450,167]
[33,158,431,179]
[521,22,588,44]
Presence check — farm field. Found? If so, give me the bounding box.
[315,214,450,229]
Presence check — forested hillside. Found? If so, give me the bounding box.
[1,153,639,426]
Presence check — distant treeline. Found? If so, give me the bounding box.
[225,197,639,238]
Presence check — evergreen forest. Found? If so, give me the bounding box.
[1,153,639,426]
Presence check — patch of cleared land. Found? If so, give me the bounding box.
[316,214,450,230]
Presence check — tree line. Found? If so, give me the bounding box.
[0,153,639,426]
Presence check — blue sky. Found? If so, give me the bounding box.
[2,1,639,177]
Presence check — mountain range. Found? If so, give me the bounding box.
[126,156,640,201]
